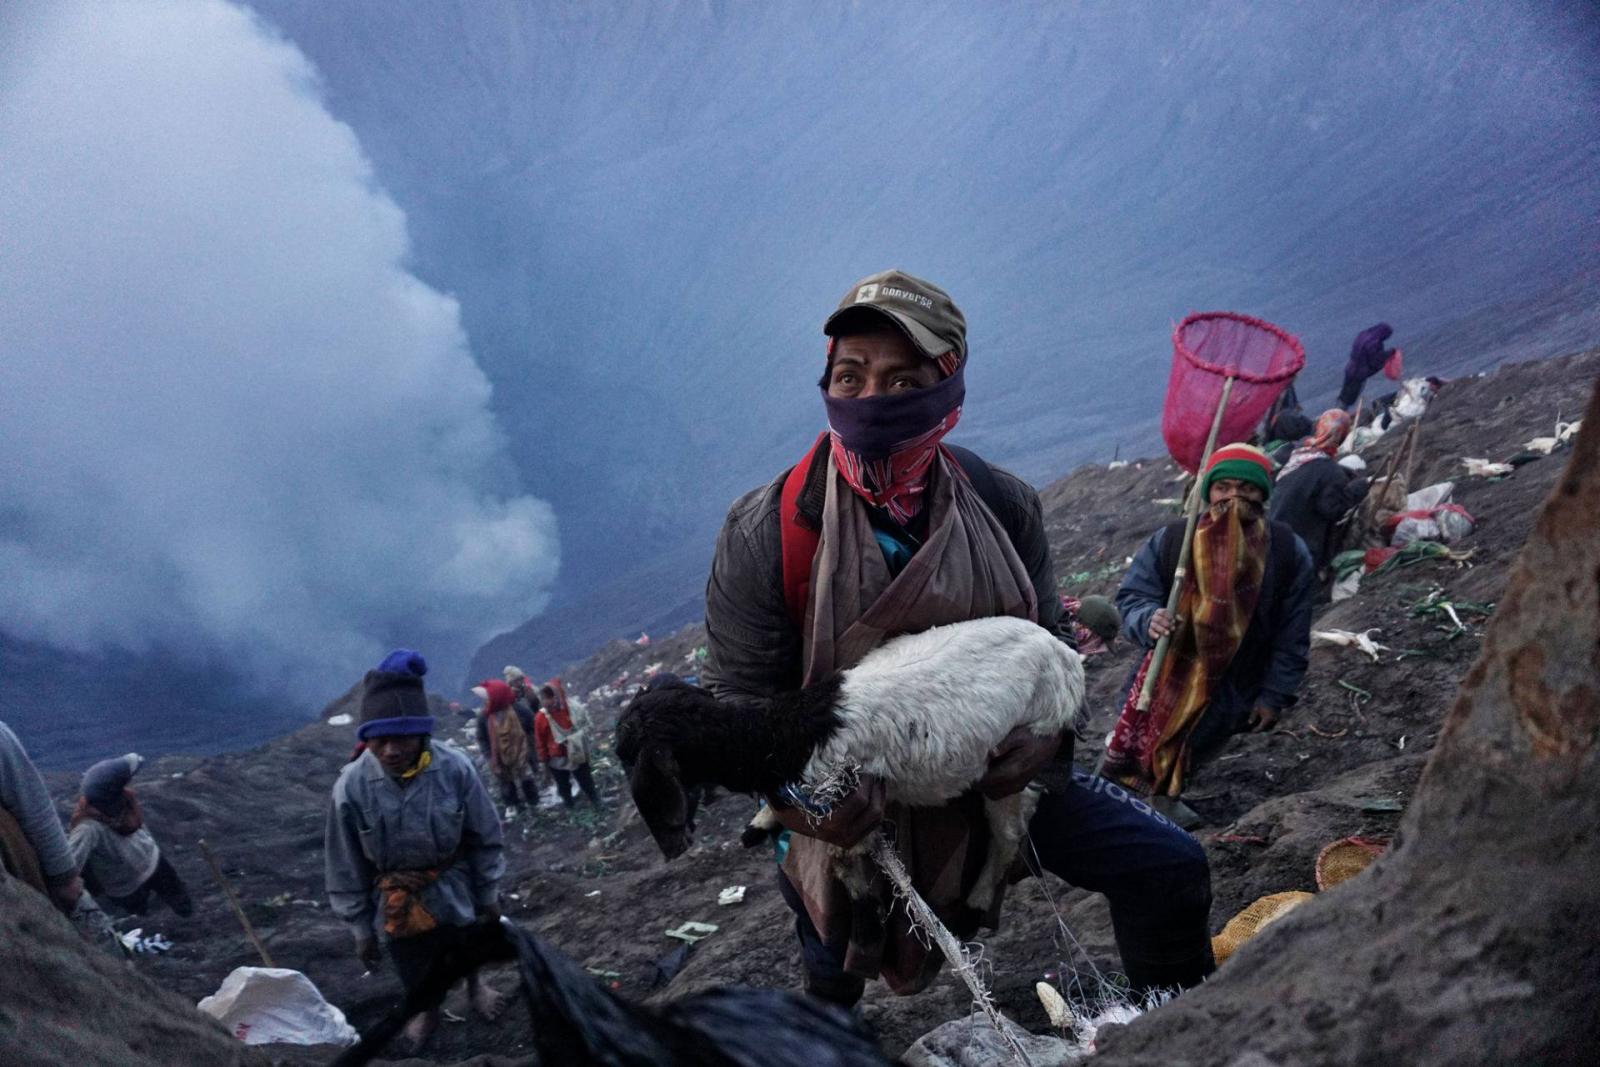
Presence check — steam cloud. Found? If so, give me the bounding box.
[0,0,559,697]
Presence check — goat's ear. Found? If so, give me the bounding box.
[636,742,682,793]
[628,742,691,861]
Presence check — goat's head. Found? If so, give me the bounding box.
[615,682,720,860]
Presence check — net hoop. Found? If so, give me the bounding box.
[1172,311,1306,385]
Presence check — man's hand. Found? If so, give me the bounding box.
[1247,705,1280,732]
[356,935,382,970]
[48,873,84,913]
[1147,608,1176,642]
[771,774,886,849]
[977,727,1061,799]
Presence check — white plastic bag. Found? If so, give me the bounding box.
[1433,505,1476,543]
[1403,481,1455,512]
[1392,377,1435,419]
[197,967,358,1046]
[1391,515,1442,547]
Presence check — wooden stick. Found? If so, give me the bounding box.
[1137,375,1237,712]
[198,838,275,967]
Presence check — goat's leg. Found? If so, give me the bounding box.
[965,786,1043,912]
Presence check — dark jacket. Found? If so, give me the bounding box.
[703,452,1065,704]
[1269,458,1369,571]
[1115,520,1315,737]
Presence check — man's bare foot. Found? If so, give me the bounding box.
[470,980,510,1021]
[400,1009,439,1052]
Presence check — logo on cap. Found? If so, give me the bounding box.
[854,284,880,303]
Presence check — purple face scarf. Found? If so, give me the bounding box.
[820,359,966,523]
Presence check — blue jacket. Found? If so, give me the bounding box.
[1115,521,1315,733]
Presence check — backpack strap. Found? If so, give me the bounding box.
[943,444,1008,523]
[1156,519,1188,589]
[779,432,829,627]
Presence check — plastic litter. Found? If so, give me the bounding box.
[326,713,353,726]
[717,886,746,906]
[1461,457,1513,478]
[1330,571,1362,603]
[1336,453,1367,472]
[196,966,358,1046]
[1405,482,1454,511]
[651,942,694,989]
[118,927,172,954]
[664,921,718,944]
[1311,628,1388,661]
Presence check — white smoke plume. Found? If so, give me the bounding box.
[0,0,558,698]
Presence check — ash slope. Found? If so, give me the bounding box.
[10,347,1595,1064]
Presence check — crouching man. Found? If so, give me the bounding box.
[1105,444,1315,801]
[325,652,509,1053]
[70,753,194,917]
[704,270,1214,1008]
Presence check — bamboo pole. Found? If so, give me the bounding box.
[1135,376,1237,712]
[198,838,275,968]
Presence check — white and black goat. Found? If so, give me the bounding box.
[615,616,1085,912]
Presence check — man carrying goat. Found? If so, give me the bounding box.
[700,270,1215,1007]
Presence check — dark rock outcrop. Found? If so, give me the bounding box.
[1095,379,1600,1066]
[0,876,265,1067]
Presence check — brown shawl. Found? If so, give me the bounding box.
[784,451,1036,993]
[486,708,531,778]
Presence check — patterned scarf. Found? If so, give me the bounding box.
[70,789,145,836]
[1278,409,1353,480]
[823,345,964,524]
[1103,499,1268,796]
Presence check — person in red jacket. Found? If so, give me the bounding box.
[533,685,600,808]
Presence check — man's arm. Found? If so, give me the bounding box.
[1116,528,1170,649]
[1258,536,1317,712]
[323,782,377,939]
[456,759,506,913]
[702,487,801,703]
[0,722,77,883]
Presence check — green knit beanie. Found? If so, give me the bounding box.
[1200,443,1274,501]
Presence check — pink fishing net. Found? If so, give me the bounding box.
[1161,312,1305,473]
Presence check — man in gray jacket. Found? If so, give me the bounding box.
[325,653,508,1052]
[0,719,84,912]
